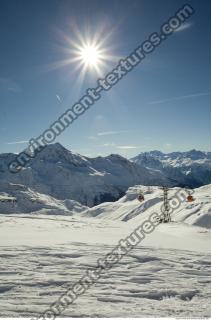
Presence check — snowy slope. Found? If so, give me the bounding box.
[131,150,211,187]
[0,143,173,206]
[0,183,87,215]
[81,184,211,229]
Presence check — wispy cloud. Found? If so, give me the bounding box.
[148,92,211,105]
[175,22,193,32]
[0,77,21,93]
[165,143,172,148]
[87,136,98,140]
[97,130,128,136]
[56,94,62,102]
[103,142,116,147]
[6,140,28,145]
[99,143,141,150]
[116,145,140,150]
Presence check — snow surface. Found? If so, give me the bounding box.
[0,184,211,317]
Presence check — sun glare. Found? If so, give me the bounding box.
[80,45,100,67]
[46,25,118,83]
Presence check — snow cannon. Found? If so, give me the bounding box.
[186,189,194,202]
[137,193,144,202]
[187,195,194,202]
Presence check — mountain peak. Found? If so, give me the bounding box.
[185,149,207,160]
[44,142,69,152]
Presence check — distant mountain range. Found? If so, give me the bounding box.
[131,150,211,188]
[0,144,210,206]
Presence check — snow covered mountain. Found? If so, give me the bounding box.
[131,150,211,188]
[0,143,172,206]
[1,145,210,208]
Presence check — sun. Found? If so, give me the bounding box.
[74,39,108,75]
[45,25,119,81]
[79,45,101,67]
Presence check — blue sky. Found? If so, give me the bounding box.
[0,0,210,158]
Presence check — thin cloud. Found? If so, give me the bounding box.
[175,22,193,32]
[97,130,128,136]
[87,136,98,140]
[116,145,140,150]
[148,92,211,105]
[103,142,116,147]
[6,140,28,145]
[56,94,62,102]
[0,77,21,93]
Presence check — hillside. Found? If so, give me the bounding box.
[80,184,211,228]
[0,182,87,215]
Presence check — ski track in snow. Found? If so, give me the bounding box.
[0,215,211,317]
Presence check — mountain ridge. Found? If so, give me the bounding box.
[0,143,172,206]
[1,143,210,206]
[131,149,211,188]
